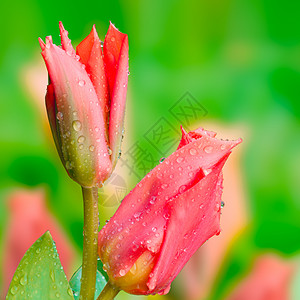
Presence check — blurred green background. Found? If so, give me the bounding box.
[0,0,300,299]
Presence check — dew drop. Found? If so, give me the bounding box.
[56,112,63,120]
[77,135,85,143]
[221,201,225,208]
[204,146,213,153]
[203,168,212,176]
[189,148,197,156]
[179,185,186,193]
[65,161,72,169]
[20,274,27,286]
[67,288,73,296]
[78,80,86,87]
[108,147,112,155]
[89,145,95,152]
[119,269,126,276]
[50,269,55,282]
[72,120,82,131]
[10,286,18,295]
[129,263,137,275]
[149,196,156,204]
[176,157,183,163]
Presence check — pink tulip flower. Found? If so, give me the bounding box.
[226,254,295,300]
[98,126,242,295]
[39,22,128,187]
[1,189,74,298]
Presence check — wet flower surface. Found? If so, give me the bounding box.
[39,22,128,187]
[98,126,242,295]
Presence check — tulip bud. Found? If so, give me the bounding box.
[39,22,128,187]
[98,127,242,295]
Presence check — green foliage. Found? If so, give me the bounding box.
[6,232,74,300]
[69,259,108,299]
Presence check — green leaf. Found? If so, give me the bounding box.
[69,259,108,300]
[6,231,74,300]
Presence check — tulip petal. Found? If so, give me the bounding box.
[147,155,227,294]
[104,22,129,167]
[76,25,109,128]
[59,21,76,57]
[45,83,63,161]
[40,38,111,186]
[177,126,217,149]
[98,128,241,292]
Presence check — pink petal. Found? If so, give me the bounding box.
[177,126,217,149]
[76,25,109,128]
[99,129,241,287]
[59,21,76,57]
[40,37,111,186]
[147,155,227,293]
[104,22,129,167]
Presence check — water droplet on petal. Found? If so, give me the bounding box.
[72,120,82,131]
[119,269,126,276]
[89,145,95,152]
[159,157,166,163]
[77,135,85,143]
[178,185,186,193]
[149,196,156,204]
[78,80,85,86]
[176,157,183,163]
[56,112,63,120]
[189,148,197,156]
[221,201,225,208]
[204,146,213,153]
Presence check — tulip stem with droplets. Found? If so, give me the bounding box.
[97,281,120,300]
[80,187,99,300]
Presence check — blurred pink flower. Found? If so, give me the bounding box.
[226,254,295,300]
[1,189,75,298]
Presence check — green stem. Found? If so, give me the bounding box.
[97,282,120,300]
[80,187,99,300]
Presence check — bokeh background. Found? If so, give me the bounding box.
[0,0,300,299]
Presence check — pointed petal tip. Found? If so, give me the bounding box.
[108,20,127,37]
[91,24,100,39]
[59,21,66,33]
[180,125,188,135]
[235,137,243,145]
[44,36,53,49]
[38,37,45,51]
